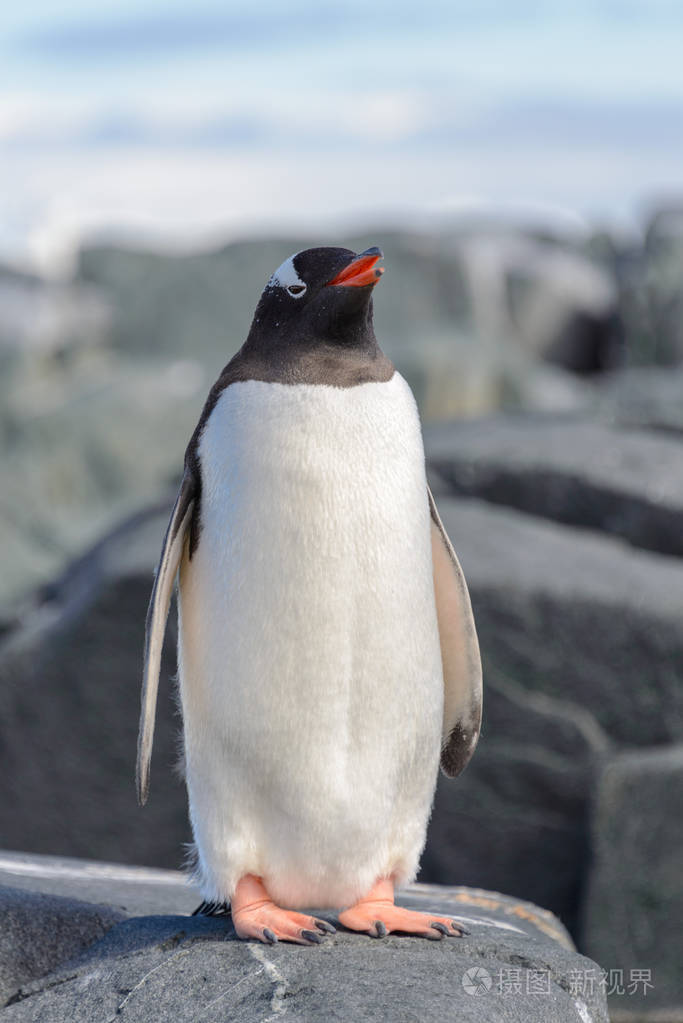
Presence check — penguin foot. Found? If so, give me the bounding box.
[231,874,335,946]
[338,878,468,940]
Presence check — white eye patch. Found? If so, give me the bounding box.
[268,254,307,297]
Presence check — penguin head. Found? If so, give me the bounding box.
[247,246,384,351]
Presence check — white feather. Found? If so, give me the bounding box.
[178,374,444,909]
[268,253,305,291]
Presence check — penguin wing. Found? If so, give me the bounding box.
[136,473,195,805]
[428,487,483,778]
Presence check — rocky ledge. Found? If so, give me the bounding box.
[0,853,608,1022]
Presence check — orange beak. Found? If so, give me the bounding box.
[327,249,384,288]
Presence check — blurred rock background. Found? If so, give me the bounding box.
[1,209,683,1018]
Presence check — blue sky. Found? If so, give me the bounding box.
[1,1,682,271]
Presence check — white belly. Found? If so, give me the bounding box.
[178,373,443,908]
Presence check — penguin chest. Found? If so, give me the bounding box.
[178,373,443,790]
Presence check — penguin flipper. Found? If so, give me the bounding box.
[428,487,483,778]
[136,473,195,805]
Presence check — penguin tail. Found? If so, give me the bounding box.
[191,900,231,917]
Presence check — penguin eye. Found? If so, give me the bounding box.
[286,284,306,298]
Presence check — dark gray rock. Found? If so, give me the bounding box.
[608,1012,683,1023]
[472,671,609,760]
[0,503,191,871]
[582,746,683,1016]
[0,857,609,1022]
[425,416,683,556]
[0,885,123,1007]
[640,205,683,365]
[436,494,683,747]
[599,365,683,436]
[420,673,609,937]
[599,205,683,370]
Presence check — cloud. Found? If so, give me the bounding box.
[2,93,682,155]
[417,99,683,151]
[15,6,382,60]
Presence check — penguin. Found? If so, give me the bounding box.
[137,245,482,945]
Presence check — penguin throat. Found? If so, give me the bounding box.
[233,297,392,388]
[246,294,378,357]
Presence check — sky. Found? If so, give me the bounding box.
[1,0,682,272]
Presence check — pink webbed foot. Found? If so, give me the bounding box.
[231,875,336,946]
[338,878,469,940]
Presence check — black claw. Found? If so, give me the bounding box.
[452,921,470,936]
[430,921,449,936]
[301,929,323,944]
[263,928,278,944]
[374,921,388,938]
[315,919,336,934]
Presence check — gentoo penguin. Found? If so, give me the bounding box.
[137,245,482,945]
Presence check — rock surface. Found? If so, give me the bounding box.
[0,854,609,1022]
[639,205,683,365]
[598,366,683,436]
[421,672,609,937]
[0,504,192,870]
[425,416,683,556]
[0,263,109,357]
[0,345,206,606]
[0,885,124,1008]
[436,494,683,747]
[582,746,683,1016]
